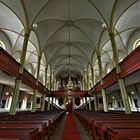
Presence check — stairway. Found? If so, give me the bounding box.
[62,113,81,140]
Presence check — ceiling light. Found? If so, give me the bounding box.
[33,23,37,28]
[5,92,9,95]
[102,23,107,28]
[131,91,134,95]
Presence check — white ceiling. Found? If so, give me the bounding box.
[0,0,140,80]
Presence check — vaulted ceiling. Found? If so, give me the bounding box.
[0,0,140,81]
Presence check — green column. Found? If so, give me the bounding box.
[91,66,94,87]
[31,55,41,112]
[45,67,52,112]
[52,70,55,91]
[97,54,108,112]
[87,70,92,111]
[102,89,108,112]
[109,32,131,114]
[53,80,56,91]
[87,70,89,90]
[84,70,87,90]
[93,94,98,111]
[91,66,95,111]
[31,89,37,112]
[49,71,52,90]
[19,33,30,74]
[47,97,51,111]
[85,97,88,110]
[10,79,21,115]
[82,78,84,90]
[51,97,54,110]
[41,66,47,111]
[41,94,45,111]
[10,33,30,115]
[44,66,48,88]
[88,97,92,111]
[0,84,4,102]
[47,68,52,111]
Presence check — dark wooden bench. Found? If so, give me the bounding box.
[0,122,49,140]
[74,111,140,140]
[0,117,59,140]
[0,110,65,140]
[95,122,140,140]
[0,138,19,140]
[129,138,140,140]
[0,127,38,140]
[107,126,140,140]
[84,117,140,139]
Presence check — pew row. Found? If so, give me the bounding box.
[0,128,38,140]
[74,110,140,140]
[0,110,65,140]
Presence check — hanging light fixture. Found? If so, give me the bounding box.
[66,73,73,90]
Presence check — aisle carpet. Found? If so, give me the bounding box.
[62,113,81,140]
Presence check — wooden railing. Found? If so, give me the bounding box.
[51,91,88,97]
[120,46,140,78]
[38,82,45,94]
[0,47,48,95]
[22,69,37,90]
[94,46,140,94]
[0,47,20,78]
[103,68,118,89]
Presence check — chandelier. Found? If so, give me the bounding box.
[66,74,73,90]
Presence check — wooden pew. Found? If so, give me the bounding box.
[86,117,140,139]
[74,111,140,140]
[107,126,140,140]
[0,138,19,140]
[0,110,65,140]
[0,122,49,140]
[0,128,38,140]
[0,118,57,140]
[95,122,140,140]
[129,138,140,140]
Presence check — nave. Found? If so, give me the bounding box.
[1,0,140,139]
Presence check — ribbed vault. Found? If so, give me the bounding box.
[0,0,140,83]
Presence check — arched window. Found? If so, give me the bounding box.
[16,58,20,63]
[133,39,140,50]
[119,57,123,62]
[28,68,32,73]
[0,40,6,50]
[107,67,111,73]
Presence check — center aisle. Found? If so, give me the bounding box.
[62,113,81,140]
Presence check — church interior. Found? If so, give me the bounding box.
[0,0,140,140]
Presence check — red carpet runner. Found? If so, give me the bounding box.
[62,113,81,140]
